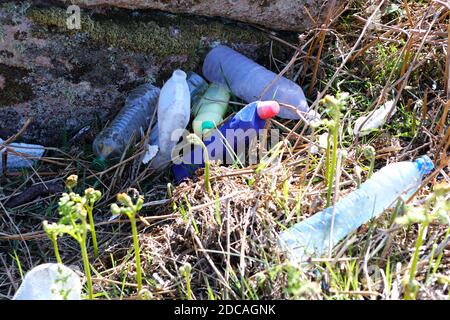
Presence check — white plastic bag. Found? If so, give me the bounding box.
[13,263,82,300]
[353,100,396,137]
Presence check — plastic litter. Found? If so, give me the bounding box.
[0,138,45,172]
[13,263,82,300]
[186,71,208,109]
[202,45,310,120]
[144,69,190,169]
[279,155,434,261]
[172,100,280,182]
[353,100,396,137]
[92,83,160,168]
[192,84,231,136]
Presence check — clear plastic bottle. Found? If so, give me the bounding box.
[151,69,190,169]
[0,139,45,172]
[202,45,309,120]
[192,84,230,136]
[92,83,160,168]
[279,155,435,261]
[186,71,208,109]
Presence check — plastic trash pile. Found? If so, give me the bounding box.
[92,45,312,178]
[91,45,436,264]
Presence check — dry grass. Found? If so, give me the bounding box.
[0,0,449,300]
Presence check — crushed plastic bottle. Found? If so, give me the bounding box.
[279,155,435,261]
[192,84,231,136]
[202,45,310,120]
[0,139,45,172]
[172,100,280,182]
[13,263,82,300]
[145,69,190,169]
[92,83,160,168]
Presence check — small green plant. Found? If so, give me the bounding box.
[42,175,101,300]
[179,262,193,300]
[84,188,102,258]
[284,263,321,299]
[186,133,212,196]
[111,189,145,295]
[321,93,349,206]
[395,183,450,300]
[363,145,376,178]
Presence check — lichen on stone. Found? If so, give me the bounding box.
[26,6,272,71]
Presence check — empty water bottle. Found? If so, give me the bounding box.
[279,155,435,261]
[0,138,45,172]
[13,263,82,300]
[92,83,160,168]
[172,100,280,182]
[192,84,231,136]
[186,71,208,109]
[146,69,190,169]
[202,45,310,120]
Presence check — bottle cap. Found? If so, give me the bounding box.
[93,157,107,171]
[414,155,434,175]
[256,101,280,120]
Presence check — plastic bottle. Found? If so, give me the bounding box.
[172,100,280,182]
[0,139,45,172]
[150,69,191,169]
[202,45,309,120]
[279,155,435,261]
[92,83,160,168]
[13,263,82,300]
[192,84,231,136]
[186,71,208,109]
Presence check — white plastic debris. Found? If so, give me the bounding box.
[0,138,45,171]
[13,263,82,300]
[142,144,159,165]
[309,132,329,154]
[353,100,396,137]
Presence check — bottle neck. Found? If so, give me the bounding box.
[172,69,187,82]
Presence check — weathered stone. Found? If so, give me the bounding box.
[56,0,329,32]
[0,3,287,146]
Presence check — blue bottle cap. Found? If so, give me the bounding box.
[414,155,434,175]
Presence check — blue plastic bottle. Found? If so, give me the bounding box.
[172,101,280,182]
[279,155,434,261]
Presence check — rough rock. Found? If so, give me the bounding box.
[56,0,330,32]
[0,3,284,146]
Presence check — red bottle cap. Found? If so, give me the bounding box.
[256,101,280,120]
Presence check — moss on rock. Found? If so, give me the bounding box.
[26,7,273,71]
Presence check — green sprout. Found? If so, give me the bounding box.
[42,175,101,300]
[363,145,376,178]
[186,133,212,196]
[84,188,102,258]
[179,262,193,300]
[395,183,450,300]
[111,190,145,294]
[321,93,348,207]
[43,221,63,264]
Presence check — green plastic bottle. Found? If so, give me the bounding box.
[192,84,230,136]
